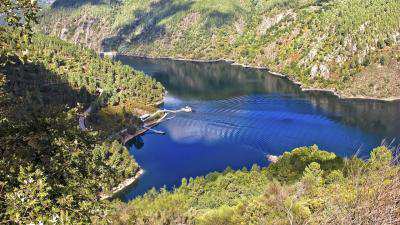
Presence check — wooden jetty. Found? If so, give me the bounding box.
[78,101,192,145]
[122,106,192,145]
[122,119,165,145]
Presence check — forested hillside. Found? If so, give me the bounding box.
[107,145,400,224]
[0,1,163,223]
[2,1,400,224]
[40,0,400,99]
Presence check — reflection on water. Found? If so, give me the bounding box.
[121,57,400,137]
[306,95,400,138]
[129,136,144,149]
[116,56,400,201]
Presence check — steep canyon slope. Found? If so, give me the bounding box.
[40,0,400,99]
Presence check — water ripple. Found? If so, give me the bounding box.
[163,94,368,153]
[118,56,395,201]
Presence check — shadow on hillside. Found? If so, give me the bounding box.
[204,10,235,29]
[1,58,95,122]
[101,0,194,51]
[0,56,99,181]
[51,0,120,9]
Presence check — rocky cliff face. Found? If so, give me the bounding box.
[41,12,112,51]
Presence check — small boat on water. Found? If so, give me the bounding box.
[123,106,193,145]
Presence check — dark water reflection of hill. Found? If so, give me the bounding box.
[116,56,400,201]
[118,56,400,138]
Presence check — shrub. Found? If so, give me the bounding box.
[301,162,324,192]
[325,169,345,184]
[343,157,367,177]
[267,145,344,183]
[197,205,237,225]
[362,56,371,67]
[377,40,386,49]
[369,146,392,169]
[384,38,394,47]
[379,55,388,65]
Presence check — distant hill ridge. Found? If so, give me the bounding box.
[40,0,400,99]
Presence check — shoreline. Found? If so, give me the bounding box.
[120,54,400,103]
[100,169,144,200]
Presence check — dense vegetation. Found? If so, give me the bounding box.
[107,145,400,225]
[1,1,163,223]
[41,0,400,99]
[2,1,399,224]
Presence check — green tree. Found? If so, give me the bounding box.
[5,167,52,223]
[369,146,392,169]
[267,145,344,183]
[1,0,39,63]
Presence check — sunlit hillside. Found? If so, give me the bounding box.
[106,146,400,225]
[41,0,400,99]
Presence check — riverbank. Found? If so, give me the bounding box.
[100,169,144,200]
[106,146,400,224]
[123,54,400,103]
[41,0,400,103]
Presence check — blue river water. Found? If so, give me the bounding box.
[115,56,400,201]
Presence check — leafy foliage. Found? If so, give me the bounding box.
[107,146,400,224]
[267,145,344,183]
[41,0,400,98]
[0,0,39,37]
[1,0,39,65]
[4,1,400,223]
[1,2,164,223]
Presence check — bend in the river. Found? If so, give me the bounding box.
[115,56,400,201]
